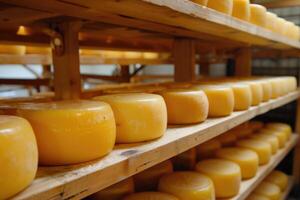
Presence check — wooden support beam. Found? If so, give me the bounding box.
[293,98,300,186]
[0,78,50,86]
[120,65,130,82]
[173,38,196,82]
[200,62,210,76]
[235,47,252,76]
[52,21,82,100]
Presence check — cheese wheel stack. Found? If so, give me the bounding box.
[250,4,267,27]
[232,0,250,21]
[207,0,233,15]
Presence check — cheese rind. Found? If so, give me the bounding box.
[0,116,38,199]
[228,83,252,111]
[245,81,263,106]
[94,93,167,143]
[265,123,292,140]
[250,4,267,27]
[232,0,250,21]
[195,159,241,198]
[158,171,215,200]
[123,192,179,200]
[265,170,288,191]
[254,182,281,200]
[207,0,233,15]
[259,129,287,148]
[17,100,116,165]
[250,134,279,155]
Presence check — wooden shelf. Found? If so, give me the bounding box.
[10,90,300,200]
[281,177,294,200]
[227,135,298,200]
[2,0,300,50]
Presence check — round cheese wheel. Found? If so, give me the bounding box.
[215,147,259,179]
[0,116,38,199]
[0,45,26,55]
[195,159,241,198]
[230,123,253,139]
[250,4,267,27]
[17,100,116,165]
[207,0,233,15]
[250,133,279,155]
[265,123,292,140]
[265,170,288,191]
[266,12,277,31]
[134,160,173,191]
[173,148,197,170]
[246,194,270,200]
[123,192,179,200]
[217,132,237,147]
[191,0,208,6]
[232,0,250,21]
[158,89,208,124]
[243,81,263,106]
[194,85,234,117]
[282,76,297,92]
[94,93,167,143]
[158,171,215,200]
[269,78,284,98]
[259,129,287,148]
[254,182,281,200]
[90,178,134,200]
[236,139,272,165]
[197,139,222,160]
[259,80,272,102]
[227,83,252,111]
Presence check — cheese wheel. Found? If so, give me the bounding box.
[250,4,267,27]
[0,45,26,55]
[236,139,272,165]
[269,78,281,99]
[232,0,250,21]
[228,83,252,111]
[266,12,277,31]
[250,134,279,155]
[265,170,288,191]
[123,192,179,200]
[26,46,51,54]
[0,116,38,199]
[158,89,208,124]
[259,129,287,148]
[94,93,167,143]
[197,139,222,160]
[215,147,259,179]
[282,76,297,92]
[207,0,233,15]
[265,123,292,140]
[246,194,270,200]
[173,148,196,170]
[244,81,263,106]
[259,80,272,102]
[194,85,234,117]
[254,182,281,200]
[230,123,252,139]
[90,178,134,200]
[249,121,264,132]
[217,132,237,146]
[195,159,241,198]
[191,0,208,6]
[134,160,173,191]
[158,171,215,200]
[17,101,116,165]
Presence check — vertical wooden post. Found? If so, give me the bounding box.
[120,65,130,82]
[235,47,252,76]
[293,98,300,185]
[52,21,82,100]
[200,62,210,76]
[173,38,196,82]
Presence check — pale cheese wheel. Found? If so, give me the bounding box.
[0,116,38,199]
[259,80,272,102]
[244,81,263,106]
[158,171,215,200]
[90,178,134,200]
[134,160,173,191]
[191,0,208,6]
[195,159,241,198]
[173,148,197,170]
[94,93,167,143]
[197,139,222,160]
[232,0,250,21]
[207,0,233,15]
[227,83,252,111]
[254,182,281,200]
[250,133,279,155]
[269,78,281,99]
[258,129,287,148]
[215,147,259,179]
[266,12,277,31]
[158,89,208,124]
[265,123,292,140]
[265,170,289,191]
[236,139,272,165]
[250,4,267,27]
[17,101,116,165]
[123,192,179,200]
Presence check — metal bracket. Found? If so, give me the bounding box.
[41,25,64,57]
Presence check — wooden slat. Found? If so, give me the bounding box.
[0,78,50,86]
[227,136,298,200]
[10,90,300,200]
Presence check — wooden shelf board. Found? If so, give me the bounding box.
[281,177,294,200]
[11,90,300,200]
[227,135,298,200]
[2,0,300,49]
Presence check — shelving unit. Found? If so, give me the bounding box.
[0,0,300,199]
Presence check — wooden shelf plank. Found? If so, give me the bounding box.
[227,135,298,200]
[2,0,300,49]
[11,90,300,200]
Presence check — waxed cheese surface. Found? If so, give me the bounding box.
[207,0,233,15]
[254,181,281,200]
[265,170,288,191]
[232,0,250,21]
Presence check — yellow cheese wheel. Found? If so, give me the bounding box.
[191,0,208,6]
[94,93,167,143]
[195,159,241,198]
[250,4,267,27]
[248,121,264,132]
[250,134,279,155]
[232,0,250,21]
[207,0,233,15]
[265,170,288,191]
[266,12,277,31]
[259,80,272,102]
[0,45,26,55]
[123,192,179,200]
[236,139,272,165]
[215,147,259,179]
[265,123,292,140]
[217,132,237,147]
[134,160,173,192]
[26,46,51,54]
[158,89,208,124]
[246,194,270,200]
[243,81,263,106]
[173,148,196,170]
[17,101,116,165]
[158,171,215,200]
[259,129,287,148]
[282,76,297,92]
[194,85,234,117]
[254,182,281,200]
[269,78,281,99]
[90,178,134,200]
[0,116,38,199]
[197,139,222,160]
[227,83,252,111]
